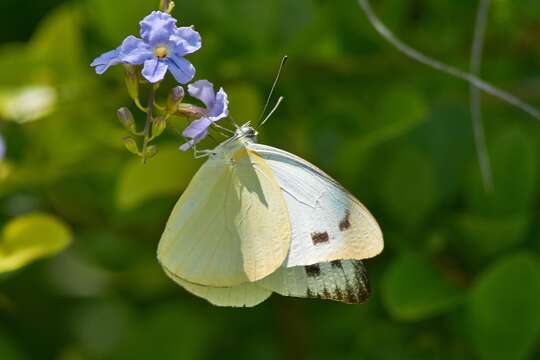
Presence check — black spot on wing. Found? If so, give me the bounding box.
[311,231,329,245]
[331,260,343,269]
[339,210,351,231]
[305,264,321,278]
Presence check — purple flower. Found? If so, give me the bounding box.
[180,80,229,151]
[0,135,5,161]
[91,11,201,84]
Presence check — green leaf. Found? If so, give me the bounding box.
[468,253,540,360]
[455,213,530,260]
[116,145,199,209]
[0,213,72,273]
[381,253,463,321]
[29,5,83,74]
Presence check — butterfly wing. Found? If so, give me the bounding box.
[248,143,383,267]
[259,260,370,303]
[163,266,272,307]
[158,146,291,287]
[165,259,369,306]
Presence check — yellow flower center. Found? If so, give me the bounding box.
[154,45,168,58]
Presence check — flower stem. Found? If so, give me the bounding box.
[134,99,148,113]
[142,86,156,164]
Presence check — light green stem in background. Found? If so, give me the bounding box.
[356,0,540,122]
[470,0,493,192]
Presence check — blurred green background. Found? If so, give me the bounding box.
[1,0,540,359]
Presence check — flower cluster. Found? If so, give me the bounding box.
[91,9,229,159]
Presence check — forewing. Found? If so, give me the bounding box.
[259,260,370,304]
[233,148,291,281]
[249,143,383,267]
[158,146,290,287]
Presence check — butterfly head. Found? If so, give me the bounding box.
[235,123,258,142]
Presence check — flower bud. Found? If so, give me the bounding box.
[117,107,136,133]
[176,103,206,119]
[145,145,159,159]
[167,86,184,114]
[122,136,140,155]
[151,116,167,139]
[123,65,139,103]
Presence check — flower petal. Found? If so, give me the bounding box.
[179,118,210,151]
[170,26,201,55]
[179,140,195,152]
[90,48,121,74]
[182,117,212,139]
[139,11,176,45]
[166,55,195,84]
[208,87,229,121]
[187,80,216,109]
[0,134,5,160]
[141,58,168,83]
[119,35,152,64]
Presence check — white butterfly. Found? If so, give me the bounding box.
[157,124,384,307]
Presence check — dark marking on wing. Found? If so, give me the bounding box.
[311,231,329,245]
[334,287,344,301]
[348,260,371,303]
[322,287,331,299]
[301,260,371,304]
[339,210,351,231]
[329,260,370,304]
[305,264,321,278]
[344,282,358,303]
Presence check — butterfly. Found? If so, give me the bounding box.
[157,123,384,307]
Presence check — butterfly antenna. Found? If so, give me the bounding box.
[228,115,240,129]
[212,123,235,135]
[258,96,284,128]
[257,55,288,127]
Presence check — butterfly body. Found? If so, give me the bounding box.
[158,124,383,307]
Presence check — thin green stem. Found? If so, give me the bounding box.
[142,87,156,163]
[153,101,166,112]
[134,98,147,113]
